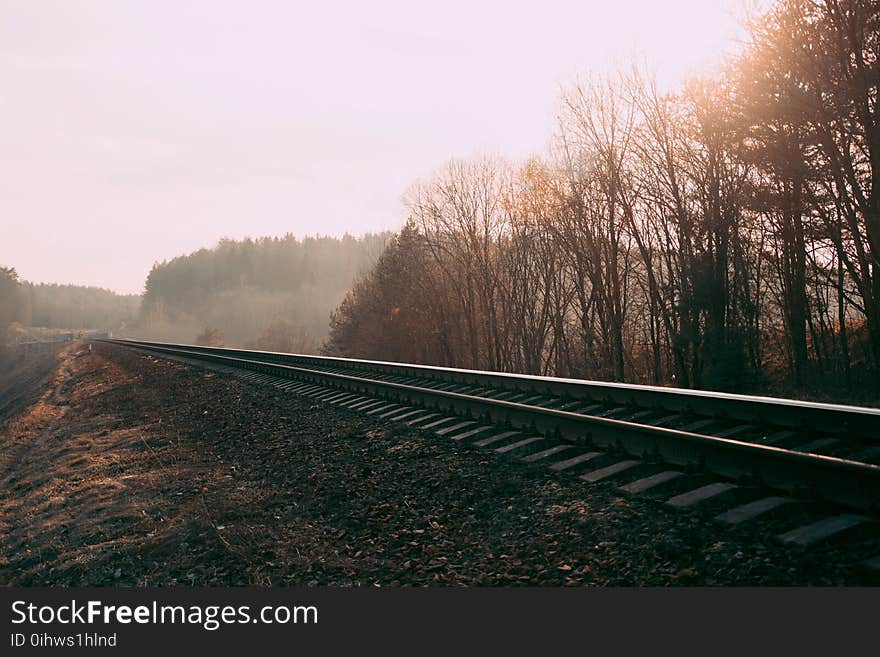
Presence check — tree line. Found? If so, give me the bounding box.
[0,267,139,345]
[326,0,880,402]
[2,233,389,352]
[21,283,139,331]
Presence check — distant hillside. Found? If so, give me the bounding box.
[137,233,391,350]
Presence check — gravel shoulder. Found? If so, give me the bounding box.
[0,342,868,585]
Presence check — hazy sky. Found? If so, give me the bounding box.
[1,1,751,294]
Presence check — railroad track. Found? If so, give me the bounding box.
[101,338,880,568]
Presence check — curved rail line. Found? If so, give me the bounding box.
[102,338,880,514]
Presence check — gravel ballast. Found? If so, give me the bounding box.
[0,342,872,586]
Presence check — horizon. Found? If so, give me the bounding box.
[2,1,751,294]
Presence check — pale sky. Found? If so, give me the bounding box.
[1,0,751,294]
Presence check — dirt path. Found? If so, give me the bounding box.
[0,343,870,585]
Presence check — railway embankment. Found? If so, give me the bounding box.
[0,342,874,585]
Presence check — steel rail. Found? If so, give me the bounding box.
[103,339,880,512]
[106,339,880,437]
